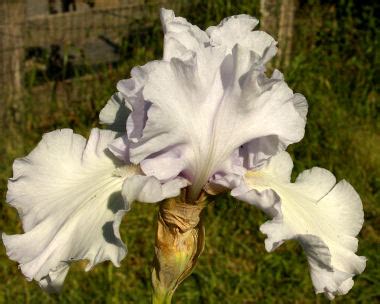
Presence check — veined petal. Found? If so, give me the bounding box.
[232,152,366,299]
[2,128,138,292]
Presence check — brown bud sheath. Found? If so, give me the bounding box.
[151,192,207,303]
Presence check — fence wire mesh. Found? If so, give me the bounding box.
[0,0,178,99]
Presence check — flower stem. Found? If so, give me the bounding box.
[152,290,173,304]
[151,192,207,303]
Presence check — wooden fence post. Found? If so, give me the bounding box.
[0,0,26,99]
[0,0,26,100]
[260,0,297,69]
[277,0,297,68]
[260,0,279,37]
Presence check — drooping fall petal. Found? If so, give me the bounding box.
[2,129,135,291]
[232,152,366,299]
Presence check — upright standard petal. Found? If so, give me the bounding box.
[161,9,277,64]
[112,10,305,200]
[2,128,137,292]
[206,14,277,63]
[160,8,209,61]
[232,152,366,299]
[129,44,306,199]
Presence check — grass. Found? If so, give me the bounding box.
[0,0,379,303]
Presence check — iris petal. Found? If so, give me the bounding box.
[206,14,277,63]
[233,152,366,299]
[114,10,307,200]
[2,129,134,291]
[99,92,130,132]
[160,8,209,61]
[129,43,306,199]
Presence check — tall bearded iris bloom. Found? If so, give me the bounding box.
[2,8,365,302]
[114,9,307,201]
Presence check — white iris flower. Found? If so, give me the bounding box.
[2,8,365,300]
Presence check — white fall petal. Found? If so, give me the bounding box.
[2,128,135,292]
[232,152,366,299]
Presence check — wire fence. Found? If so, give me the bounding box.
[0,0,298,101]
[0,0,178,99]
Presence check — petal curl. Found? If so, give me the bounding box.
[2,129,137,292]
[238,73,308,170]
[107,63,158,163]
[161,9,277,64]
[160,8,209,61]
[232,152,366,299]
[118,63,157,144]
[206,14,277,63]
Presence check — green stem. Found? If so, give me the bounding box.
[152,288,173,304]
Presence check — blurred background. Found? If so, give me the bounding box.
[0,0,379,303]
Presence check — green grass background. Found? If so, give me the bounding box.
[0,0,379,303]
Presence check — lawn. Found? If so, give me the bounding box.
[0,0,378,303]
